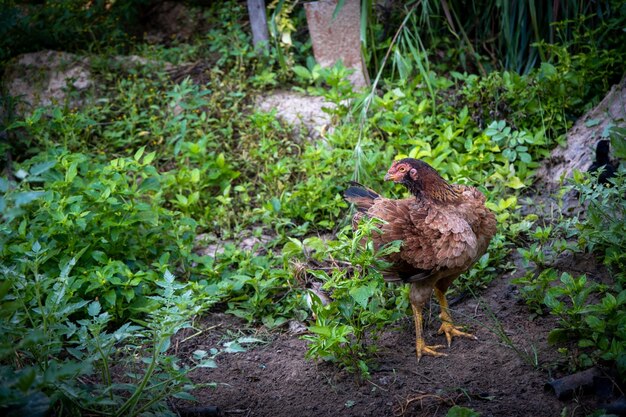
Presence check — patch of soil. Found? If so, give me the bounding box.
[170,264,602,417]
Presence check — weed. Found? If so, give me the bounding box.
[297,220,404,378]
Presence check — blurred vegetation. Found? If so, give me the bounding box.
[0,0,625,414]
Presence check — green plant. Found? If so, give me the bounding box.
[0,149,199,319]
[513,268,558,317]
[446,405,481,417]
[513,168,626,378]
[295,220,404,378]
[0,248,216,416]
[573,170,626,277]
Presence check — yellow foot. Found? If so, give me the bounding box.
[438,322,478,347]
[415,342,447,363]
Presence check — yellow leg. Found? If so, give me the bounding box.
[411,302,446,362]
[434,288,477,347]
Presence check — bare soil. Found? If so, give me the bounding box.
[170,251,609,417]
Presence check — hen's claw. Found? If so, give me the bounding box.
[438,322,477,347]
[415,341,447,362]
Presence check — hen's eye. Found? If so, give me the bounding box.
[398,166,406,172]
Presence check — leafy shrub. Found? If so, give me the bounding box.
[0,149,198,319]
[0,256,216,417]
[291,220,405,378]
[574,170,626,278]
[515,168,626,378]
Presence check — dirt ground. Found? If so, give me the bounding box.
[170,249,609,417]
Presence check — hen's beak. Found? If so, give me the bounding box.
[384,171,400,182]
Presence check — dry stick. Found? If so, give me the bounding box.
[393,392,458,417]
[181,324,222,344]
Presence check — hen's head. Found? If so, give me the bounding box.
[385,158,458,201]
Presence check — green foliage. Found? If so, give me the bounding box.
[296,220,405,378]
[1,0,625,404]
[515,168,626,378]
[360,0,626,77]
[446,405,481,417]
[574,170,626,276]
[0,150,199,319]
[0,258,215,416]
[0,0,146,62]
[292,60,358,118]
[202,245,305,329]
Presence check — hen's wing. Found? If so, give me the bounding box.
[368,198,478,271]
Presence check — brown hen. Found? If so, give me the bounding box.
[344,158,497,361]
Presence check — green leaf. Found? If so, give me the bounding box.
[308,325,331,337]
[190,168,200,183]
[103,289,116,306]
[65,163,78,183]
[121,288,135,302]
[29,161,56,176]
[173,391,196,401]
[270,197,281,213]
[446,405,481,417]
[91,251,108,263]
[143,151,156,165]
[164,270,175,283]
[585,315,605,332]
[350,284,374,309]
[15,191,44,207]
[579,339,595,348]
[223,341,246,353]
[293,65,312,80]
[216,153,225,168]
[32,241,42,253]
[0,177,8,193]
[505,176,526,189]
[176,194,188,206]
[547,328,569,345]
[134,146,145,161]
[88,301,101,317]
[0,279,12,301]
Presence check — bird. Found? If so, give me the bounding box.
[588,140,617,185]
[344,158,497,361]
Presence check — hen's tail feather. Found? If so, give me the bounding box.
[344,182,380,213]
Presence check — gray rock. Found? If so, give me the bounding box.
[4,50,93,116]
[255,90,335,140]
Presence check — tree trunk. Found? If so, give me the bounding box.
[247,0,270,53]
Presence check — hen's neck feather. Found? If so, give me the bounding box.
[406,173,462,203]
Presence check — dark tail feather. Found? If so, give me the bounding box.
[344,182,380,213]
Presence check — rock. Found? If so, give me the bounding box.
[141,2,209,44]
[304,0,370,89]
[287,320,307,335]
[255,90,335,140]
[4,51,93,116]
[109,54,174,72]
[536,77,626,190]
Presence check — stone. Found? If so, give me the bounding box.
[255,90,334,140]
[304,0,370,89]
[4,50,93,116]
